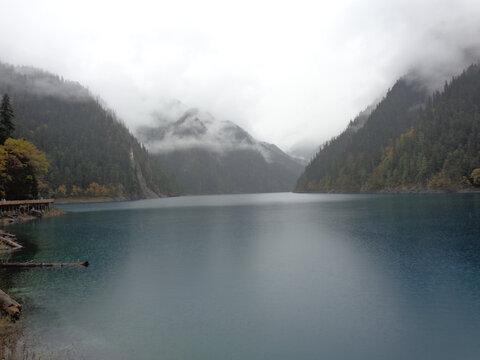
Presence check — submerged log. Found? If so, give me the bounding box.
[0,231,22,251]
[0,288,21,318]
[0,261,89,268]
[0,236,22,250]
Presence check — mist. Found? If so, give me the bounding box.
[136,104,283,164]
[0,64,91,101]
[0,0,480,151]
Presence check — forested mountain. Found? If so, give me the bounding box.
[0,62,178,199]
[137,106,304,194]
[296,65,480,192]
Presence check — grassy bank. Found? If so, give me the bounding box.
[0,318,32,360]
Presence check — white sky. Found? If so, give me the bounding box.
[1,0,480,152]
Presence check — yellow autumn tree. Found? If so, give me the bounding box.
[70,185,84,197]
[3,138,49,175]
[0,138,49,199]
[85,182,102,197]
[54,184,67,198]
[471,168,480,186]
[0,147,8,198]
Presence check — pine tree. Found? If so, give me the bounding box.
[0,94,15,144]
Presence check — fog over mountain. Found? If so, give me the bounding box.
[137,104,304,194]
[0,65,91,101]
[138,101,287,161]
[1,0,480,152]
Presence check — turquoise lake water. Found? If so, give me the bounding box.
[1,193,480,359]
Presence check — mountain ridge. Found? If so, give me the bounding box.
[296,65,480,193]
[137,105,305,194]
[0,61,178,199]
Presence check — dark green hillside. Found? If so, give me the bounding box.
[296,64,480,192]
[0,62,177,198]
[296,78,427,191]
[366,65,480,190]
[153,147,301,194]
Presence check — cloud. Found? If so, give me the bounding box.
[0,0,479,151]
[136,104,261,155]
[0,63,91,101]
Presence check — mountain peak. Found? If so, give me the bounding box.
[137,107,259,155]
[136,104,305,194]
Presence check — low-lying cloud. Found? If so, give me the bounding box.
[0,63,91,101]
[136,104,285,163]
[0,0,480,152]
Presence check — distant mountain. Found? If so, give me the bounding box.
[0,62,178,199]
[287,143,318,166]
[296,65,480,192]
[137,105,304,194]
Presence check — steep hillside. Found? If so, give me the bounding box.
[137,106,304,194]
[366,65,480,190]
[297,77,428,192]
[297,65,480,192]
[0,62,178,198]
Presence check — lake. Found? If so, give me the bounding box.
[1,193,480,359]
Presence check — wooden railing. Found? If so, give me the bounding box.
[0,199,54,206]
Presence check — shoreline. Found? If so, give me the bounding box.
[0,230,23,320]
[0,206,67,227]
[294,187,480,195]
[53,193,179,204]
[54,196,129,204]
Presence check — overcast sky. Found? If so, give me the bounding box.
[1,0,480,152]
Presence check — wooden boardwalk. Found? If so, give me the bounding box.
[0,199,54,214]
[0,199,54,206]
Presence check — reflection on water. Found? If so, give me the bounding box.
[1,193,480,359]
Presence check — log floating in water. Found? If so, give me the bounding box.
[0,288,21,318]
[0,261,89,268]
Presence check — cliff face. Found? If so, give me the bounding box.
[129,149,160,198]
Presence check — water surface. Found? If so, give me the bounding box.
[1,193,480,359]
